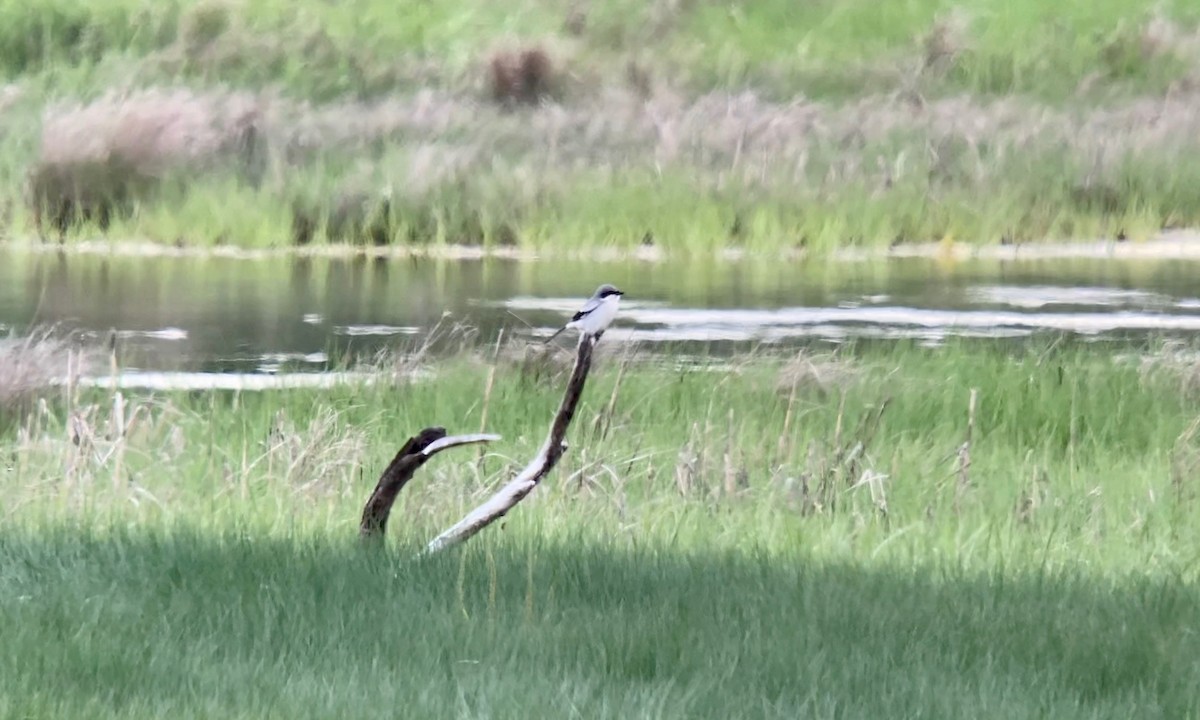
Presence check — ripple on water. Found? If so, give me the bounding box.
[504,288,1200,344]
[116,327,189,341]
[966,285,1177,309]
[12,250,1200,384]
[332,324,422,337]
[77,371,379,391]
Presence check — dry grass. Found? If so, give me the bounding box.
[8,1,1200,247]
[497,340,576,388]
[0,327,97,416]
[24,69,1200,243]
[354,316,481,381]
[262,405,369,498]
[44,88,265,173]
[56,83,1200,168]
[28,89,265,237]
[1136,341,1200,401]
[775,350,860,399]
[921,10,972,74]
[291,85,1200,182]
[1096,12,1200,84]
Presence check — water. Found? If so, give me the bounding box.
[4,247,1200,383]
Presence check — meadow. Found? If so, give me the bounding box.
[2,0,1200,251]
[2,337,1200,717]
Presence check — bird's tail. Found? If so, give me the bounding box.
[543,325,567,344]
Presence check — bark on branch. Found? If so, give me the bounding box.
[359,427,499,541]
[358,332,597,552]
[424,333,597,554]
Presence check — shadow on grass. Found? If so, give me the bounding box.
[1,528,1195,719]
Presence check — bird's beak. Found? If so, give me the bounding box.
[616,290,625,296]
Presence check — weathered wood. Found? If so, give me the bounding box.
[424,334,596,554]
[359,427,499,541]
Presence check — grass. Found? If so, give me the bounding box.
[1,0,1197,102]
[0,325,96,416]
[3,338,1200,716]
[1,0,1200,252]
[2,530,1196,718]
[656,0,1200,103]
[7,338,1200,539]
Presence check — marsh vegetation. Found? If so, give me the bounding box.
[3,334,1200,716]
[3,0,1200,251]
[5,1,1200,715]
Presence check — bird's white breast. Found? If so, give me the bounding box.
[578,295,620,334]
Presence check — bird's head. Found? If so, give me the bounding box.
[595,284,624,299]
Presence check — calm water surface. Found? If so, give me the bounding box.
[3,247,1200,380]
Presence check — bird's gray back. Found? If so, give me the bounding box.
[572,295,603,321]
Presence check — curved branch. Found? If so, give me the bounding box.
[424,334,596,554]
[359,427,499,541]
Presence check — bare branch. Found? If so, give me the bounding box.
[424,334,597,554]
[422,433,502,456]
[359,427,499,541]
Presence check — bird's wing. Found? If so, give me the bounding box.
[571,296,602,322]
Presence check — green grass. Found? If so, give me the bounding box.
[1,0,1200,252]
[3,340,1200,715]
[1,0,1196,102]
[6,340,1200,541]
[672,0,1200,100]
[11,129,1199,253]
[2,528,1196,718]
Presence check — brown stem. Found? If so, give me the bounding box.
[359,426,498,542]
[424,334,597,554]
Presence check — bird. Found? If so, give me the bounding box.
[544,284,625,344]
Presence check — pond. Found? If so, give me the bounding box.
[3,247,1200,384]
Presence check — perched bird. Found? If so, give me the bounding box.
[544,284,625,343]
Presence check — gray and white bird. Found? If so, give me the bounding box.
[544,284,625,343]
